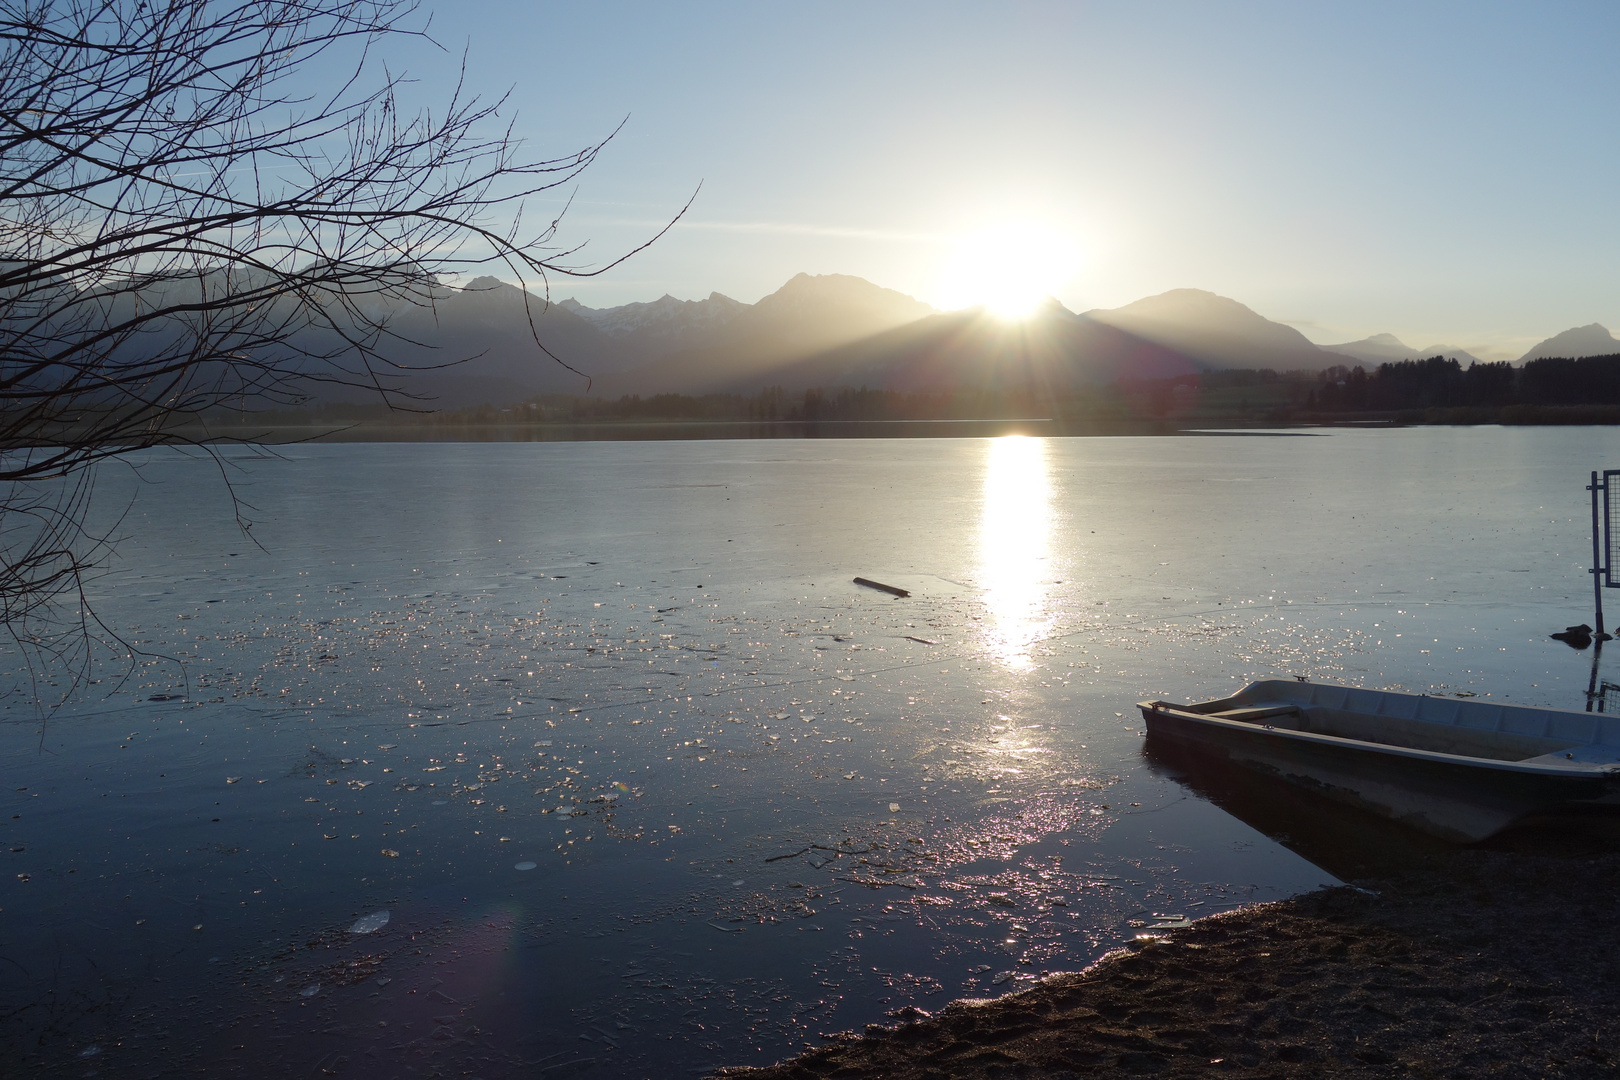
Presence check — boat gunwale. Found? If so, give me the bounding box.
[1138,699,1620,781]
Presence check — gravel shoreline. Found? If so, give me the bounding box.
[719,839,1620,1079]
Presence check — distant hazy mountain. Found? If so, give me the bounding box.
[613,273,938,392]
[558,292,748,368]
[1417,344,1486,365]
[744,299,1200,395]
[297,274,1545,408]
[737,272,937,350]
[559,292,745,336]
[300,273,935,406]
[1321,332,1414,364]
[678,289,1356,396]
[1518,323,1620,363]
[1085,289,1350,373]
[390,279,1358,402]
[1323,332,1484,367]
[317,275,615,407]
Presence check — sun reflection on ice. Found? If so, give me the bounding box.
[978,436,1056,669]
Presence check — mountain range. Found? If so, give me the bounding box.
[314,273,1619,407]
[1320,332,1485,367]
[1518,323,1620,363]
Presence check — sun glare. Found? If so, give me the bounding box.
[978,436,1055,669]
[938,223,1078,321]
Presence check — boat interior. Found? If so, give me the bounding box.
[1173,681,1620,766]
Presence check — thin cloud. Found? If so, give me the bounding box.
[575,216,948,243]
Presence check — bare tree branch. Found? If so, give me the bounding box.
[0,0,688,699]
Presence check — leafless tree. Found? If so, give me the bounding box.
[0,0,683,689]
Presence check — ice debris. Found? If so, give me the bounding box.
[350,910,390,934]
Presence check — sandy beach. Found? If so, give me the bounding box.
[721,834,1620,1079]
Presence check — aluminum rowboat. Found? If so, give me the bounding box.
[1139,680,1620,842]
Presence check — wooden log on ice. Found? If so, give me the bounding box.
[853,577,909,598]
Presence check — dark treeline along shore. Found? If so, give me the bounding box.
[1307,352,1620,421]
[152,351,1620,442]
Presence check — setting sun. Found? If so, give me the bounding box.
[937,223,1079,320]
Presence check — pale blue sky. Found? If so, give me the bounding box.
[400,1,1620,359]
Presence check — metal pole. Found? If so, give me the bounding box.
[1592,470,1606,636]
[1588,637,1604,712]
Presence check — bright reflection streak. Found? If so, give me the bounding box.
[977,436,1054,669]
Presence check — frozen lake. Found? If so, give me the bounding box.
[3,427,1618,1077]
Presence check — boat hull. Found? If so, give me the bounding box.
[1140,688,1619,843]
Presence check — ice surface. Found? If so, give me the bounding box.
[3,430,1610,1076]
